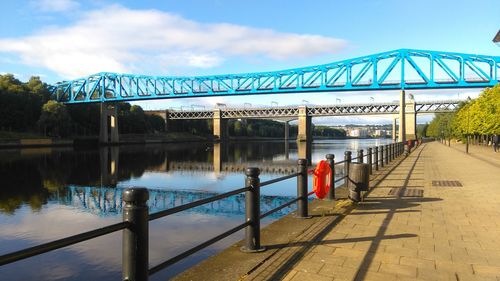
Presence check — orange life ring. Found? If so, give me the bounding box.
[312,160,332,199]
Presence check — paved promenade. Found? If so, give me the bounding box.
[249,142,500,281]
[176,141,500,281]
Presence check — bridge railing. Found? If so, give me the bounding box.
[0,142,407,280]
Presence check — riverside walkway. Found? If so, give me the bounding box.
[176,141,500,281]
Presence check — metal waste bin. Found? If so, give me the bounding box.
[347,163,369,202]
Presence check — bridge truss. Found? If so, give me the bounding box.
[51,49,500,103]
[166,100,461,120]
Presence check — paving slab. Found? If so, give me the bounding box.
[174,142,500,281]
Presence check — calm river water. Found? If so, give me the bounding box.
[0,139,392,280]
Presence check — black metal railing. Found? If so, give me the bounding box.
[0,141,410,281]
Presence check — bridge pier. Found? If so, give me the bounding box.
[398,90,406,143]
[99,103,120,144]
[213,109,227,141]
[405,95,417,140]
[297,106,311,142]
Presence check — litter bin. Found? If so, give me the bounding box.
[347,163,369,202]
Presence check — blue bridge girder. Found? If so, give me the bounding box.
[51,49,500,104]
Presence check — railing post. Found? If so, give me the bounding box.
[326,154,335,200]
[389,144,393,161]
[357,149,364,163]
[384,145,389,165]
[241,167,265,252]
[344,151,352,181]
[374,146,379,171]
[123,188,149,281]
[244,168,265,252]
[367,148,372,175]
[297,159,311,219]
[379,145,384,168]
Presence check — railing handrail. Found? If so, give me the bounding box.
[0,141,408,280]
[0,221,130,266]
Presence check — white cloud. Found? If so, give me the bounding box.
[32,0,80,12]
[0,5,347,79]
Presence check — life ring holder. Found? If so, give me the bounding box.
[312,160,332,199]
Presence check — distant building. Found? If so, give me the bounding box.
[373,130,387,137]
[347,128,368,138]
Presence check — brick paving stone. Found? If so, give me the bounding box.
[241,143,500,281]
[289,271,333,281]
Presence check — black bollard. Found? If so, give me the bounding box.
[326,154,335,200]
[357,149,364,163]
[296,159,311,219]
[123,188,149,281]
[367,148,372,175]
[241,167,265,252]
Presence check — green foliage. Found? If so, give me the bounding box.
[67,104,100,135]
[0,74,48,132]
[146,114,166,132]
[313,126,346,137]
[417,124,428,137]
[428,84,500,139]
[37,101,72,137]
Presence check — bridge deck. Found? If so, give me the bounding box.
[174,142,500,281]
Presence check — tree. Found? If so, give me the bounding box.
[37,101,72,137]
[427,84,500,142]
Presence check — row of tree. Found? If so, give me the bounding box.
[426,84,499,141]
[0,74,166,137]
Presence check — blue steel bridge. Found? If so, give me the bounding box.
[49,186,295,218]
[51,49,500,104]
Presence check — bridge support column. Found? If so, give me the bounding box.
[398,90,406,143]
[405,96,417,141]
[100,103,119,144]
[213,109,227,141]
[297,106,311,142]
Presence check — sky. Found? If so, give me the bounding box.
[0,0,499,124]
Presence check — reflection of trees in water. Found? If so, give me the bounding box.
[0,142,292,214]
[0,160,48,214]
[0,144,208,214]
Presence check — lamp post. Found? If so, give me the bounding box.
[466,96,471,154]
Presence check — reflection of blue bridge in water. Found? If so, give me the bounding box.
[50,186,296,218]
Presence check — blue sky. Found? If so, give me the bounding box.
[0,0,499,124]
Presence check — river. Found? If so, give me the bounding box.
[0,139,393,280]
